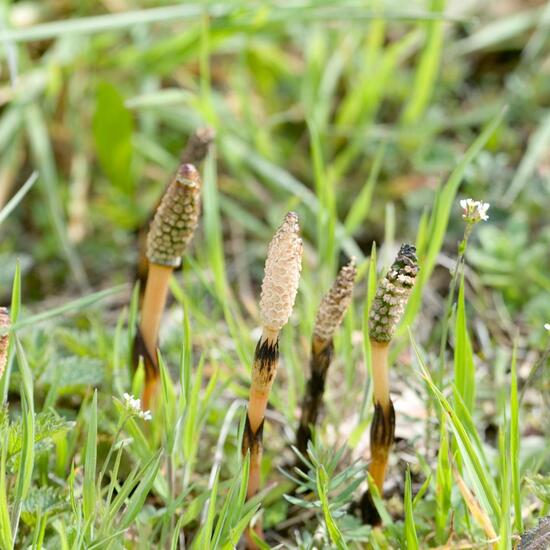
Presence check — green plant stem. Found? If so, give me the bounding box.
[96,414,133,491]
[436,223,473,387]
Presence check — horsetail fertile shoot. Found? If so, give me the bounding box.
[134,163,201,409]
[296,259,356,456]
[360,244,418,524]
[242,212,302,546]
[136,127,214,292]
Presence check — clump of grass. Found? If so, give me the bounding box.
[0,308,9,379]
[133,163,201,409]
[360,244,418,525]
[295,258,356,456]
[242,211,302,547]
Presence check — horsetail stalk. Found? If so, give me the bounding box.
[360,244,418,524]
[180,127,216,165]
[296,259,356,456]
[134,163,201,409]
[0,307,9,379]
[242,212,302,547]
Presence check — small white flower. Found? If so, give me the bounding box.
[121,392,152,421]
[460,198,490,223]
[544,323,550,332]
[140,410,153,421]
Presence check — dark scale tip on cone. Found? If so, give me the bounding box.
[176,163,200,183]
[394,244,418,275]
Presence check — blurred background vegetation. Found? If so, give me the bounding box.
[1,0,550,547]
[1,0,548,325]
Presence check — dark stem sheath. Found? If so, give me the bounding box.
[296,337,333,456]
[358,398,395,525]
[242,334,279,550]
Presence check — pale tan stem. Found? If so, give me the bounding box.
[369,339,393,494]
[370,449,390,493]
[244,443,264,550]
[140,263,173,359]
[248,390,269,435]
[241,327,280,550]
[247,328,279,433]
[247,447,263,500]
[261,327,279,345]
[371,340,390,408]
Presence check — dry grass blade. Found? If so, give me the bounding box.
[453,465,497,547]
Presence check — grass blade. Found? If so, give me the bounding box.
[0,171,38,226]
[83,391,98,532]
[453,273,475,412]
[11,337,35,537]
[404,467,419,549]
[8,284,127,333]
[410,332,500,523]
[400,0,446,125]
[317,465,348,550]
[25,103,89,289]
[118,452,161,530]
[503,111,550,205]
[0,261,21,404]
[435,419,452,544]
[510,340,522,534]
[0,432,13,549]
[344,144,385,235]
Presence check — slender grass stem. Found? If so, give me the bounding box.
[436,224,472,386]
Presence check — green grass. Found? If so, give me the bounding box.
[1,1,550,548]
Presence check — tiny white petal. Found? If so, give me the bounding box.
[544,323,550,331]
